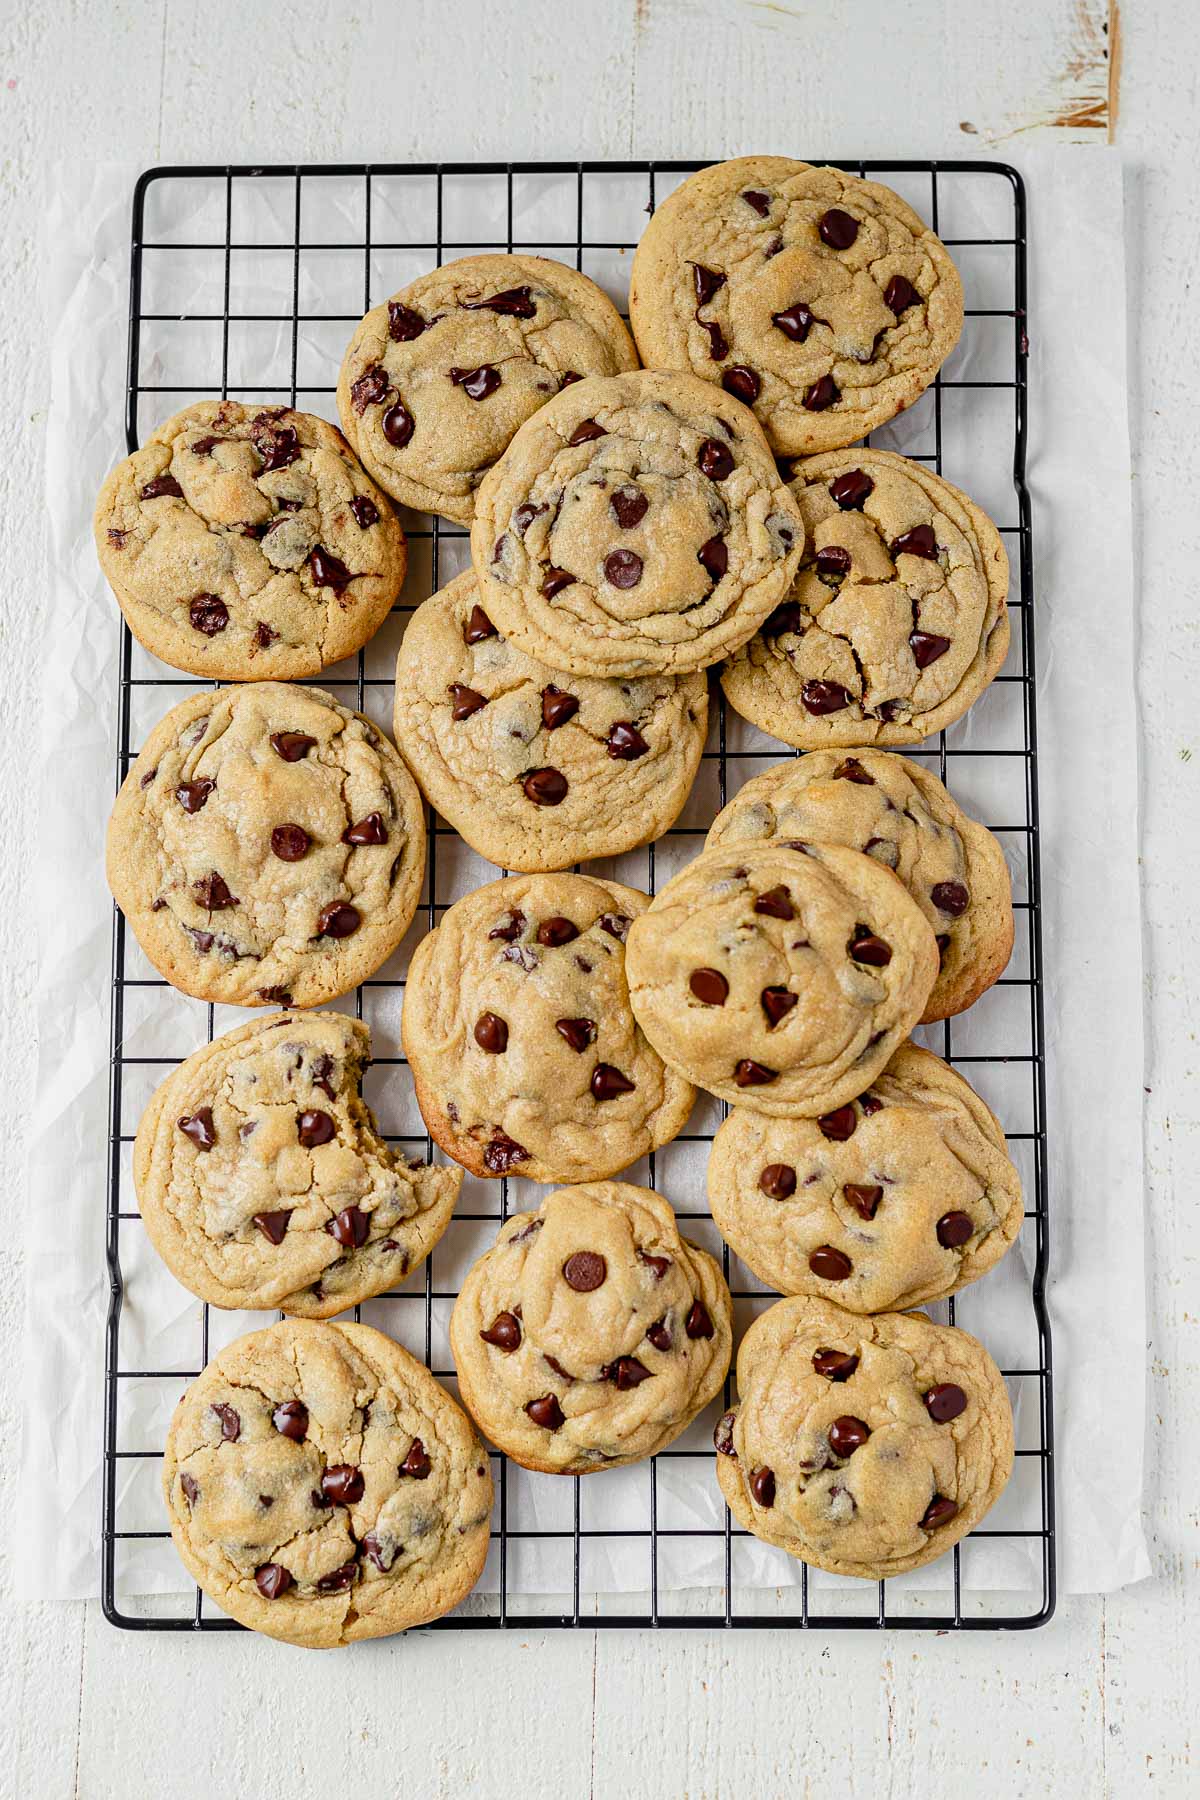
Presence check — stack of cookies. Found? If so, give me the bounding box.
[97,157,1021,1646]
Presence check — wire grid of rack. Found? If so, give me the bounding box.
[103,159,1053,1633]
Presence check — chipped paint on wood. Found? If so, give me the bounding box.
[960,0,1122,144]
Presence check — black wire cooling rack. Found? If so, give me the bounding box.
[103,160,1053,1633]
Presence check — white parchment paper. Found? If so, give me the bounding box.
[22,151,1147,1609]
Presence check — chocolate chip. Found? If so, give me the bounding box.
[254,1209,293,1245]
[689,967,728,1006]
[541,566,575,599]
[759,1163,796,1199]
[270,731,316,761]
[382,400,415,447]
[272,1399,308,1439]
[314,1056,337,1099]
[315,902,361,939]
[512,502,547,539]
[829,1415,870,1457]
[555,1017,596,1053]
[181,1473,199,1505]
[698,318,728,360]
[884,274,918,314]
[141,473,182,501]
[252,420,299,472]
[450,364,501,401]
[604,548,643,589]
[193,872,237,912]
[925,1383,968,1423]
[818,208,859,249]
[185,928,214,953]
[691,263,726,306]
[316,1561,359,1595]
[936,1211,974,1248]
[322,1464,365,1505]
[190,435,220,456]
[271,823,310,862]
[611,487,648,529]
[540,685,578,730]
[107,528,129,548]
[921,1495,959,1530]
[342,812,388,845]
[892,521,939,561]
[481,1311,522,1351]
[464,285,536,317]
[833,757,873,784]
[591,1063,635,1101]
[647,1317,672,1352]
[843,1183,883,1220]
[910,630,951,668]
[829,469,874,512]
[742,189,771,216]
[813,1348,859,1381]
[178,1107,216,1152]
[189,593,228,635]
[351,366,390,412]
[568,419,606,445]
[176,779,214,814]
[750,1467,776,1507]
[525,1394,565,1430]
[847,929,892,967]
[348,494,379,530]
[484,1132,529,1174]
[930,883,970,922]
[388,300,427,340]
[860,1094,883,1117]
[537,916,579,947]
[211,1402,240,1441]
[607,720,649,759]
[522,766,568,806]
[685,1300,714,1340]
[361,1531,396,1571]
[714,1409,737,1456]
[814,545,852,583]
[875,700,903,723]
[803,375,839,411]
[605,1356,651,1390]
[489,910,526,942]
[637,1249,672,1280]
[448,682,488,722]
[326,1205,369,1248]
[818,1106,857,1141]
[599,913,630,942]
[697,437,734,481]
[563,1251,607,1292]
[801,680,849,716]
[809,1244,853,1280]
[253,621,278,650]
[474,1012,509,1053]
[309,546,353,595]
[298,1109,336,1148]
[722,365,761,405]
[399,1438,432,1480]
[760,985,797,1026]
[254,1563,293,1599]
[753,885,794,920]
[734,1060,778,1088]
[698,535,728,581]
[543,1354,573,1381]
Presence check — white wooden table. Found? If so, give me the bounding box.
[2,2,1195,1793]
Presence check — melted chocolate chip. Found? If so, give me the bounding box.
[388,301,426,341]
[607,720,649,759]
[753,885,794,920]
[893,523,938,560]
[925,1383,968,1423]
[382,400,415,447]
[689,967,729,1006]
[254,1563,293,1600]
[829,469,874,512]
[297,1109,336,1148]
[537,916,579,946]
[860,1094,883,1117]
[611,486,649,529]
[315,902,361,939]
[456,609,496,654]
[252,419,299,472]
[193,872,236,911]
[691,263,726,306]
[637,1249,672,1280]
[211,1402,240,1441]
[563,1251,607,1292]
[270,731,316,761]
[742,189,771,216]
[309,547,353,595]
[449,364,501,401]
[189,593,228,635]
[759,1163,796,1199]
[253,621,278,650]
[568,419,607,445]
[141,473,183,501]
[317,1561,359,1594]
[921,1495,959,1530]
[525,1394,565,1430]
[399,1438,432,1479]
[342,812,389,846]
[541,685,579,730]
[722,365,761,405]
[809,1244,853,1280]
[760,985,797,1026]
[843,1183,883,1221]
[884,274,918,315]
[541,566,575,599]
[604,548,643,589]
[698,535,728,581]
[176,779,215,813]
[272,1399,308,1439]
[647,1317,672,1352]
[685,1299,715,1340]
[522,766,568,806]
[734,1060,778,1088]
[484,1132,529,1174]
[698,318,729,360]
[803,375,839,412]
[350,366,390,413]
[489,910,526,942]
[714,1410,737,1456]
[591,1063,635,1101]
[349,493,379,529]
[847,929,892,966]
[750,1467,776,1507]
[480,1311,521,1351]
[697,437,734,480]
[474,1012,509,1053]
[818,1106,857,1141]
[326,1205,369,1248]
[936,1211,974,1248]
[832,757,874,784]
[322,1464,365,1505]
[801,680,850,716]
[448,682,488,721]
[254,1209,293,1245]
[829,1415,870,1457]
[605,1356,651,1390]
[910,630,951,668]
[932,881,970,916]
[181,1472,199,1504]
[818,208,859,249]
[813,1348,859,1381]
[599,913,630,941]
[271,823,310,862]
[555,1017,596,1053]
[463,285,536,317]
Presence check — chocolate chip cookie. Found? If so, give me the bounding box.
[629,156,963,455]
[163,1319,492,1645]
[722,449,1009,747]
[393,571,708,871]
[706,749,1013,1020]
[714,1295,1013,1578]
[470,369,804,677]
[624,841,939,1117]
[450,1181,732,1474]
[135,1011,462,1316]
[337,254,638,525]
[707,1044,1022,1311]
[402,873,694,1183]
[107,683,425,1007]
[94,402,406,680]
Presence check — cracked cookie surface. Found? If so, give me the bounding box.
[722,449,1009,747]
[629,156,963,455]
[706,749,1012,1019]
[107,683,425,1007]
[393,570,707,871]
[450,1182,732,1473]
[163,1319,492,1646]
[624,841,938,1117]
[707,1044,1022,1311]
[94,402,406,680]
[715,1295,1013,1578]
[337,254,638,525]
[470,369,804,677]
[135,1012,462,1316]
[402,872,694,1183]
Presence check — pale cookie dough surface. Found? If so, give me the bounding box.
[450,1182,732,1473]
[337,254,638,525]
[163,1319,493,1647]
[629,156,963,455]
[107,683,426,1007]
[707,1044,1022,1311]
[722,449,1009,747]
[471,369,804,677]
[715,1295,1014,1579]
[624,841,938,1117]
[402,873,694,1183]
[135,1012,462,1316]
[393,571,708,871]
[706,749,1013,1019]
[94,401,406,680]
